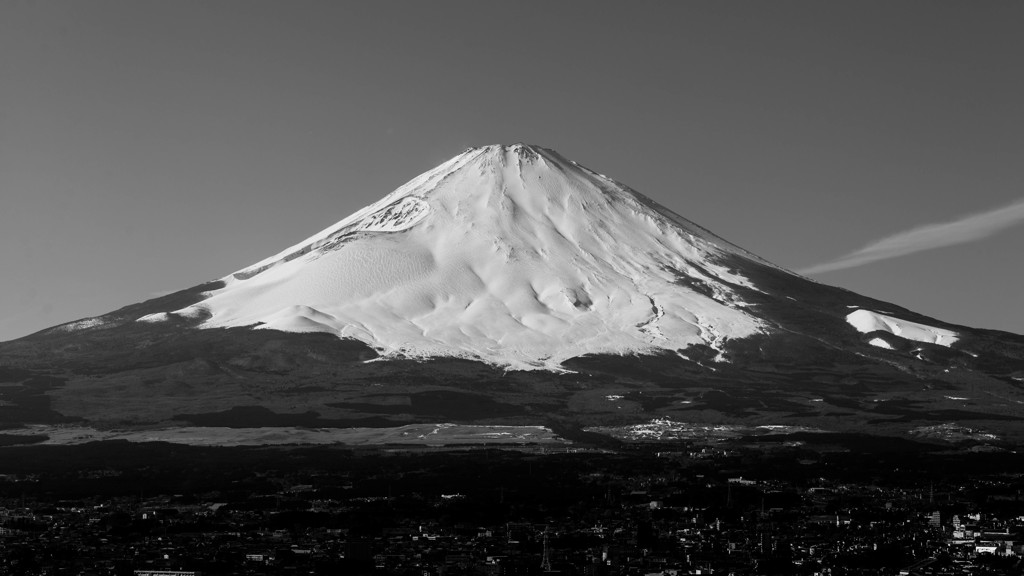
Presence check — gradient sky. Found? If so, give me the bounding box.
[2,0,1022,341]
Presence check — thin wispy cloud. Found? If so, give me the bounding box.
[799,197,1024,275]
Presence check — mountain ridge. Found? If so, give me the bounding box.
[145,143,782,369]
[1,144,1022,445]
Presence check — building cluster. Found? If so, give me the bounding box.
[1,449,1023,575]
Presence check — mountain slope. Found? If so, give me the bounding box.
[1,144,1022,444]
[154,144,772,369]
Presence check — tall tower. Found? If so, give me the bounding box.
[541,531,552,572]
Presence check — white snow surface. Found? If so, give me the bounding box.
[868,337,894,350]
[846,309,958,347]
[56,318,105,332]
[171,144,766,370]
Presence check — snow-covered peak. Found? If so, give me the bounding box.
[166,144,773,369]
[233,144,766,281]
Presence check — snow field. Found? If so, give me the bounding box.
[164,144,767,370]
[846,309,958,347]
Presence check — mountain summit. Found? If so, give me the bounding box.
[2,144,1023,444]
[154,143,776,369]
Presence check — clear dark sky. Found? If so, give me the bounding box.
[2,1,1022,341]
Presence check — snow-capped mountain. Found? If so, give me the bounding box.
[148,144,771,369]
[2,144,1022,445]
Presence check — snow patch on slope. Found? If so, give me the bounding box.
[868,337,893,350]
[56,318,105,332]
[847,309,958,347]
